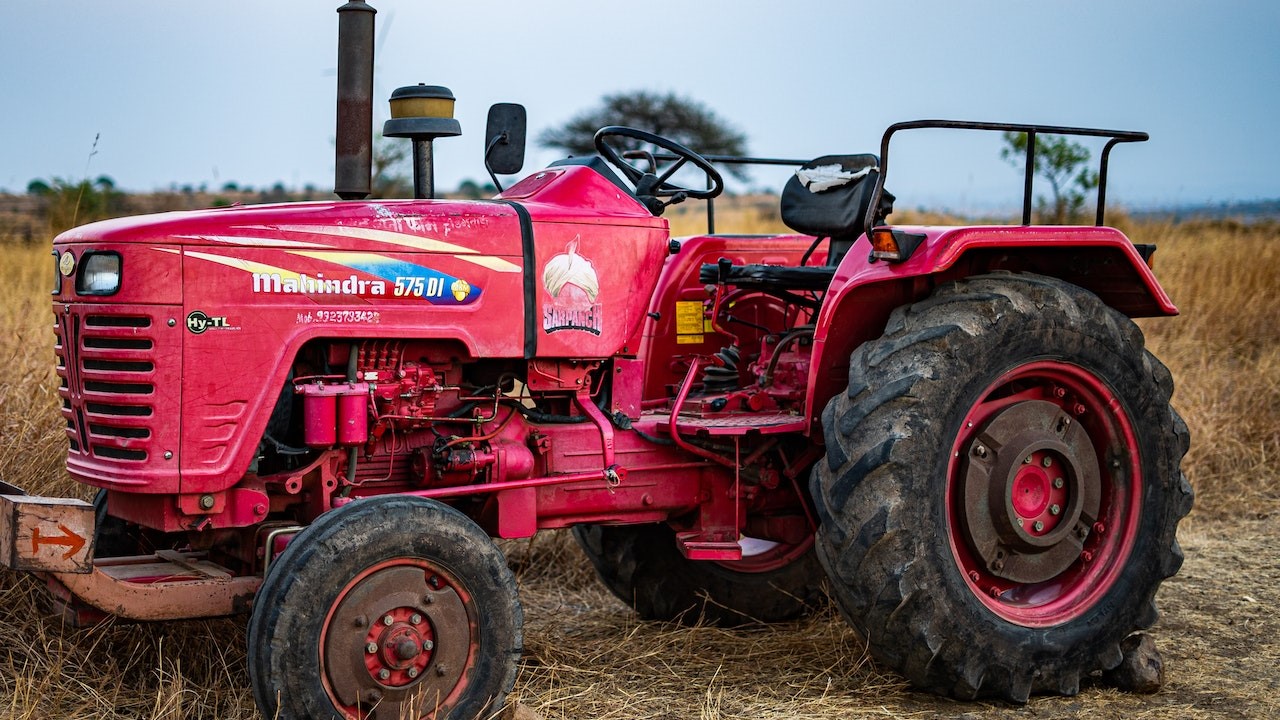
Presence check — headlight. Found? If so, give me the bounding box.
[76,252,121,295]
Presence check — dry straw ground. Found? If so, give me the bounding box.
[1,209,1277,719]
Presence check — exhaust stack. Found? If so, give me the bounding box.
[334,1,376,200]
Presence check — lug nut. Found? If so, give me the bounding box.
[1053,477,1064,489]
[1033,521,1044,532]
[378,669,391,681]
[366,642,377,654]
[423,595,435,604]
[423,640,434,651]
[1024,455,1033,464]
[410,613,422,625]
[408,667,419,679]
[1016,518,1024,526]
[1041,457,1053,468]
[382,614,394,626]
[973,444,988,458]
[1050,504,1061,516]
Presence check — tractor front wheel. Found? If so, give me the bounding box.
[811,273,1192,701]
[247,495,522,720]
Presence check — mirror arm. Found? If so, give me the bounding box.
[484,131,509,193]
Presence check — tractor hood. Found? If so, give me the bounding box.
[55,199,525,258]
[54,164,664,253]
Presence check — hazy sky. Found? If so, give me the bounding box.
[1,1,1276,210]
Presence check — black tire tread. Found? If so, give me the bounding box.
[248,496,522,720]
[811,272,1192,702]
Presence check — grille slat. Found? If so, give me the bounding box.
[85,315,151,328]
[84,337,153,350]
[87,423,150,439]
[85,402,153,417]
[84,380,154,395]
[82,358,154,373]
[92,446,148,461]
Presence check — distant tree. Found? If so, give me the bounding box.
[455,179,497,200]
[260,182,290,204]
[371,134,412,199]
[25,175,126,235]
[1001,132,1099,224]
[539,90,750,181]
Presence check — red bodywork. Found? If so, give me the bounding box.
[46,160,1176,619]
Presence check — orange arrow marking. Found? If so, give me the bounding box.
[32,524,87,560]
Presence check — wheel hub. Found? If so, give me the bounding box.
[363,606,435,684]
[961,400,1101,584]
[323,564,473,716]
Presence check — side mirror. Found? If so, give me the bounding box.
[484,103,527,191]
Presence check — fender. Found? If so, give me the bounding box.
[804,224,1177,433]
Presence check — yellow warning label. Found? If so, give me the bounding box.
[675,301,705,335]
[676,334,704,345]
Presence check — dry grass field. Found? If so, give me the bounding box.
[1,208,1277,719]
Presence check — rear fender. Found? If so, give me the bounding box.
[804,225,1177,434]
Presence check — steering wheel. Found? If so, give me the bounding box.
[593,126,724,212]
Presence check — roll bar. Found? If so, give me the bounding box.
[867,120,1149,235]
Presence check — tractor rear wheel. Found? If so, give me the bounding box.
[811,273,1192,701]
[574,522,825,626]
[248,496,522,720]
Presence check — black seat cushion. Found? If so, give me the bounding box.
[780,154,892,238]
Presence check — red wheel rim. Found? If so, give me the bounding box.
[715,534,813,573]
[318,558,479,719]
[945,361,1142,627]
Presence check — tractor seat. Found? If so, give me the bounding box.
[780,153,884,242]
[695,154,894,295]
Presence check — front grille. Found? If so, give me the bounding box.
[56,310,158,463]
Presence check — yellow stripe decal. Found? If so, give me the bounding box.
[269,224,522,274]
[271,224,475,254]
[455,254,522,272]
[173,234,328,249]
[182,250,302,282]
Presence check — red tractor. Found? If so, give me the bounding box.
[0,3,1190,718]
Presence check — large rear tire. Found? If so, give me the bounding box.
[574,523,825,626]
[248,496,522,720]
[811,273,1192,701]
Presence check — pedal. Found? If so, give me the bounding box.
[676,535,742,561]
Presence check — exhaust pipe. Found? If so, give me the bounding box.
[334,1,375,200]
